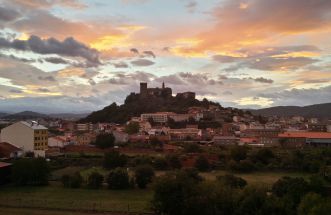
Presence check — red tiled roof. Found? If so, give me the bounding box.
[0,142,22,158]
[279,132,331,139]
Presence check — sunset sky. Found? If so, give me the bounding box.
[0,0,330,113]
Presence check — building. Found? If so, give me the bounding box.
[168,128,202,141]
[75,132,96,145]
[140,82,172,97]
[48,136,72,148]
[0,142,23,159]
[112,130,129,144]
[213,136,240,145]
[76,123,94,132]
[308,124,328,132]
[176,92,195,99]
[1,121,48,156]
[141,112,172,123]
[279,132,331,147]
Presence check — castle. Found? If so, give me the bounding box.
[139,82,195,99]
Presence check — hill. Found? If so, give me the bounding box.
[3,111,49,120]
[81,93,223,124]
[250,103,331,118]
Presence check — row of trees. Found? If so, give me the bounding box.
[62,165,155,190]
[152,169,331,215]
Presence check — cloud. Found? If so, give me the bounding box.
[9,89,23,93]
[185,1,197,13]
[0,6,20,22]
[253,77,274,84]
[8,0,87,9]
[143,51,156,58]
[38,76,56,82]
[131,59,155,66]
[44,57,69,64]
[0,35,101,66]
[130,48,139,55]
[113,61,129,68]
[37,88,50,93]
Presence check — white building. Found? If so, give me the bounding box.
[1,121,48,157]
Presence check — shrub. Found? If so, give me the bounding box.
[61,172,83,188]
[153,157,169,170]
[134,165,155,189]
[194,155,210,172]
[103,151,127,169]
[217,174,247,189]
[87,172,104,189]
[107,168,130,189]
[93,133,115,149]
[166,154,182,169]
[12,158,49,186]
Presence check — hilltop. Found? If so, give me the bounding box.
[81,82,223,123]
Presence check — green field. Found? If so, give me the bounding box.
[0,184,153,214]
[0,170,313,214]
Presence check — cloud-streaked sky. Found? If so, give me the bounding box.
[0,0,331,113]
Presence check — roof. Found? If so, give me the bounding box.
[0,162,12,168]
[279,132,331,139]
[213,136,239,140]
[0,142,22,157]
[20,121,47,130]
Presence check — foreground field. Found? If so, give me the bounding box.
[0,184,153,214]
[0,170,313,214]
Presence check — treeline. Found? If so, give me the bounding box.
[152,170,331,215]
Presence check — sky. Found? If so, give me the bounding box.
[0,0,330,113]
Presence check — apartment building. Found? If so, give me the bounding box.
[0,121,48,156]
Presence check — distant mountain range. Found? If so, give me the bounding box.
[0,111,90,120]
[250,103,331,118]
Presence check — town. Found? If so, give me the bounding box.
[0,82,331,215]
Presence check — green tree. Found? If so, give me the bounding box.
[194,155,210,172]
[61,172,83,188]
[103,151,127,169]
[230,146,248,162]
[217,174,247,189]
[125,121,140,134]
[153,157,169,170]
[166,154,182,169]
[134,165,155,189]
[183,143,201,153]
[107,168,130,189]
[93,133,115,149]
[87,172,104,189]
[12,158,49,186]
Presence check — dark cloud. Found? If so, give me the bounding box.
[130,48,139,55]
[0,35,101,66]
[212,55,240,63]
[253,77,274,84]
[9,89,23,93]
[0,6,20,22]
[37,88,50,92]
[38,76,56,82]
[44,57,69,64]
[8,0,87,9]
[223,91,233,95]
[109,78,127,85]
[143,51,156,58]
[131,59,155,66]
[185,1,197,13]
[113,61,129,68]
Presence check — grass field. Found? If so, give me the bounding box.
[0,184,153,213]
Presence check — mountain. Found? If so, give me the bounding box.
[3,111,49,120]
[0,112,8,118]
[49,113,90,120]
[81,92,225,124]
[250,103,331,118]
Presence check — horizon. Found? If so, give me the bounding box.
[0,0,331,113]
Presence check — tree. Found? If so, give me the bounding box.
[134,165,155,189]
[125,122,140,134]
[166,154,182,169]
[230,146,248,162]
[194,155,210,172]
[93,133,115,149]
[12,158,49,186]
[153,157,169,170]
[184,143,201,153]
[251,148,275,165]
[87,172,104,189]
[62,172,83,188]
[107,168,130,189]
[217,174,247,189]
[298,192,323,215]
[103,151,127,169]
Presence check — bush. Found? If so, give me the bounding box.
[134,165,155,189]
[93,133,115,149]
[103,151,127,169]
[87,172,104,189]
[194,155,210,172]
[107,168,130,189]
[12,158,49,186]
[230,146,248,162]
[166,154,182,169]
[217,174,247,189]
[184,143,202,153]
[153,157,169,170]
[62,172,83,188]
[228,159,256,172]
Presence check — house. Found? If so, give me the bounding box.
[75,132,96,145]
[0,142,23,159]
[112,130,129,143]
[1,121,48,157]
[48,136,72,148]
[168,128,202,141]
